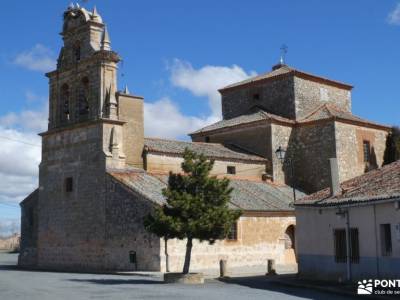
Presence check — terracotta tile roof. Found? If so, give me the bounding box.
[191,105,390,136]
[144,137,266,163]
[109,169,303,211]
[295,160,400,207]
[220,65,353,92]
[190,109,294,135]
[298,104,390,129]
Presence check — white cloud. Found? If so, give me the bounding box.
[0,127,41,205]
[0,219,20,237]
[387,3,400,25]
[169,59,256,118]
[144,97,218,140]
[0,102,48,133]
[13,44,56,72]
[0,97,46,206]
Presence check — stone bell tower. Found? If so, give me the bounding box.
[34,4,144,270]
[49,5,120,128]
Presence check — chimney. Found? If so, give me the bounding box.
[329,158,341,196]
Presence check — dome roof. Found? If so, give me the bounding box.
[63,4,103,32]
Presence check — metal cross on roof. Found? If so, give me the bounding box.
[280,44,288,64]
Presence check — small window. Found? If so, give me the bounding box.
[363,140,371,163]
[65,177,73,192]
[253,93,260,100]
[205,136,210,143]
[129,251,137,264]
[334,228,359,264]
[227,166,236,175]
[227,222,238,240]
[380,224,392,256]
[334,229,347,263]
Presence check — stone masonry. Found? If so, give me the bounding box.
[19,4,390,275]
[192,65,390,194]
[19,5,298,275]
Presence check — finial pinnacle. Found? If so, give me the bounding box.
[123,85,130,94]
[101,26,111,51]
[124,84,129,95]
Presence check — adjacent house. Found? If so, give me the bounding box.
[295,159,400,280]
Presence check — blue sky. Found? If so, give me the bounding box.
[0,0,399,234]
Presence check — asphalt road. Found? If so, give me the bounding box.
[0,252,358,300]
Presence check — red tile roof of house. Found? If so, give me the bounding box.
[295,160,400,207]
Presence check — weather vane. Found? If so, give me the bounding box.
[280,44,288,65]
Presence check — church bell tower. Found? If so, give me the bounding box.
[47,5,120,129]
[34,5,144,270]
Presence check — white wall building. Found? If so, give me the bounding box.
[295,160,400,280]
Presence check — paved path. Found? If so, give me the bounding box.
[0,253,358,300]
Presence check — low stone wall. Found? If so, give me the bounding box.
[161,215,297,276]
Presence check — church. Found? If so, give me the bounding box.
[18,5,390,276]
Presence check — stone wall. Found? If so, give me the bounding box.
[162,214,296,276]
[292,121,336,193]
[335,122,388,183]
[221,74,351,121]
[221,76,295,120]
[35,122,110,271]
[18,190,38,266]
[104,175,161,271]
[293,77,351,119]
[145,153,266,180]
[270,123,294,185]
[118,93,144,168]
[191,123,272,159]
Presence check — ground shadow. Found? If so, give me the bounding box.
[0,264,19,271]
[68,278,164,285]
[218,276,357,300]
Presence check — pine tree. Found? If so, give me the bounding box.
[144,148,241,274]
[383,126,400,165]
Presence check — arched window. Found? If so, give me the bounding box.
[60,84,70,123]
[78,77,90,118]
[284,225,296,250]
